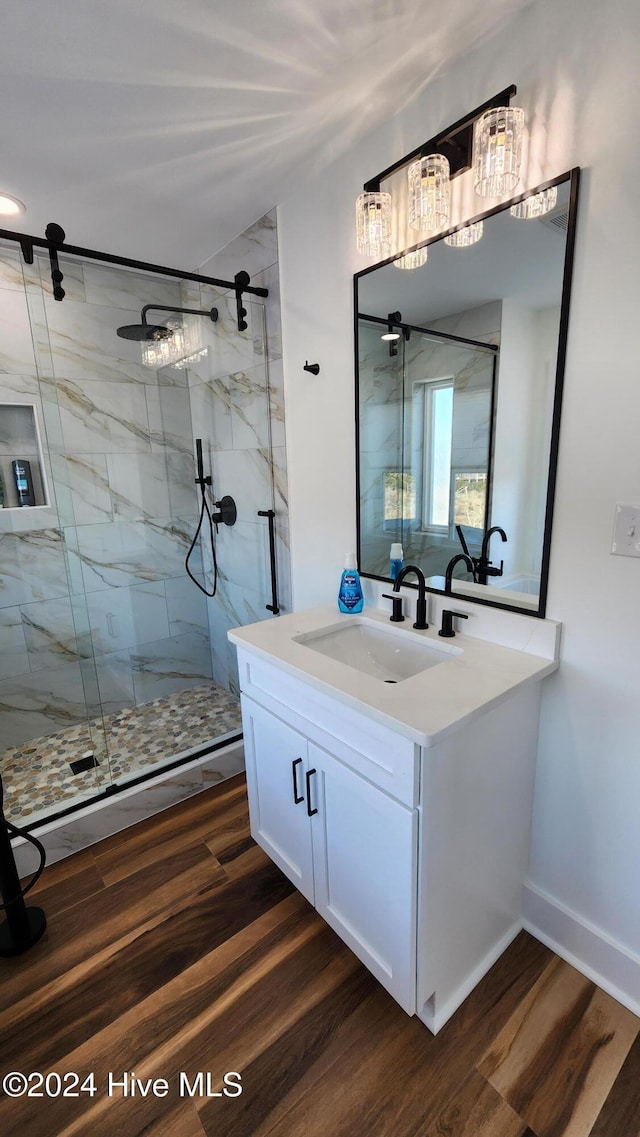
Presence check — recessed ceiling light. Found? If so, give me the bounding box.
[0,193,26,217]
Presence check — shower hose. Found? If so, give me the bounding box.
[185,439,218,597]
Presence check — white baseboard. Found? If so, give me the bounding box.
[524,881,640,1018]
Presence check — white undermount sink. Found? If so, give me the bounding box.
[293,617,461,683]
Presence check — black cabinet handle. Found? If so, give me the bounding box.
[305,768,318,816]
[291,758,304,804]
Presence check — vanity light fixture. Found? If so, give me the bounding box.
[443,220,484,247]
[355,86,525,259]
[0,192,26,216]
[393,248,428,270]
[473,106,525,198]
[510,185,558,219]
[408,153,450,233]
[355,190,392,257]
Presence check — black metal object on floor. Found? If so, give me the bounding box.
[0,775,47,956]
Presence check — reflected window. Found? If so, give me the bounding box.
[383,470,416,524]
[453,471,487,529]
[422,379,453,529]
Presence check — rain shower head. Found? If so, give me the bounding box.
[116,303,218,342]
[116,320,173,342]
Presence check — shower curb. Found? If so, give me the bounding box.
[11,740,244,879]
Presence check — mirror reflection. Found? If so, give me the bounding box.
[355,171,578,615]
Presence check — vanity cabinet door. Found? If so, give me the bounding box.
[241,696,314,904]
[308,742,418,1014]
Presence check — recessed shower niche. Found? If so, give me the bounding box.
[0,403,48,509]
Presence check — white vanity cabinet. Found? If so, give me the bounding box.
[241,693,418,1012]
[230,606,559,1034]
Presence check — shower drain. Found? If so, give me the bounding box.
[69,751,99,775]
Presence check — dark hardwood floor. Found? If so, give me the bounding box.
[2,774,638,1137]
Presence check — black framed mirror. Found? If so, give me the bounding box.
[354,167,580,617]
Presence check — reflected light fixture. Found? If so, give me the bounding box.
[473,106,525,198]
[408,153,450,233]
[510,185,558,219]
[0,192,26,216]
[443,220,484,247]
[355,191,392,257]
[356,86,526,260]
[393,247,428,270]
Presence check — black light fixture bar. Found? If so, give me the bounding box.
[363,84,517,192]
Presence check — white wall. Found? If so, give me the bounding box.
[277,0,640,996]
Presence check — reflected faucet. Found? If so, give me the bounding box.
[392,564,429,629]
[477,526,507,585]
[444,553,475,595]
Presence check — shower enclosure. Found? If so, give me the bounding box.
[0,235,280,828]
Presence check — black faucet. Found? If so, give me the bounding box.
[392,564,429,629]
[444,553,475,595]
[476,526,507,585]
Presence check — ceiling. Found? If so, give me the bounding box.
[1,0,535,271]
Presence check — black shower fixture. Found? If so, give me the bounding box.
[116,303,218,342]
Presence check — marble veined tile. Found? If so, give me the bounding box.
[266,355,285,448]
[187,373,232,453]
[50,453,113,525]
[213,518,270,599]
[20,596,83,670]
[0,528,70,608]
[213,446,273,524]
[228,363,270,451]
[198,210,278,284]
[0,248,34,292]
[197,293,258,383]
[84,579,169,654]
[0,606,30,679]
[146,385,194,456]
[167,452,199,517]
[0,288,39,374]
[250,262,280,362]
[0,661,91,748]
[49,376,152,454]
[165,573,209,637]
[89,650,136,716]
[107,453,172,520]
[74,516,201,592]
[129,630,212,703]
[82,262,181,313]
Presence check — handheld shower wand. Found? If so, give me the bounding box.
[185,440,237,597]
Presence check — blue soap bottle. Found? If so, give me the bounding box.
[390,542,403,580]
[338,553,364,613]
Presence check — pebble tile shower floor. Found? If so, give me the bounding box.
[0,683,242,825]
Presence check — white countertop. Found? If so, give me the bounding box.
[228,604,559,746]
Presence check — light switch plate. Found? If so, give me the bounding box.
[611,503,640,557]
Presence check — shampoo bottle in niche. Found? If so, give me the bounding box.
[12,459,36,507]
[338,553,364,613]
[390,542,403,580]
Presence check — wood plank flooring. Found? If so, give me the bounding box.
[1,774,638,1137]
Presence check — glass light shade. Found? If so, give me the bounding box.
[473,106,525,198]
[141,316,205,369]
[408,153,450,233]
[393,247,428,270]
[443,220,484,247]
[355,191,392,257]
[510,185,558,219]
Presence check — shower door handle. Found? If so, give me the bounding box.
[257,509,280,615]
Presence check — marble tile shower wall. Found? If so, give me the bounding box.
[196,210,290,696]
[0,248,212,750]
